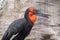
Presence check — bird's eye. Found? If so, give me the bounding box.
[29,7,35,12]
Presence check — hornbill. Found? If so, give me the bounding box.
[2,7,50,40]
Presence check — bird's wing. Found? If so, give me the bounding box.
[9,18,27,33]
[2,18,27,40]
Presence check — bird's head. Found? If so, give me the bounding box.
[24,7,37,23]
[24,7,50,23]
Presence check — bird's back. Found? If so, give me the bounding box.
[8,18,27,34]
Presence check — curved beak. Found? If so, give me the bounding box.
[34,10,50,18]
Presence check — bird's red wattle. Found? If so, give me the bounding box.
[29,12,37,23]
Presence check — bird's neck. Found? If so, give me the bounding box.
[26,17,33,24]
[24,14,33,24]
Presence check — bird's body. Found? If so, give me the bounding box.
[2,7,50,40]
[12,18,33,40]
[2,7,36,40]
[2,18,34,40]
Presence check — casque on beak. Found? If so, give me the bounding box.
[34,9,50,18]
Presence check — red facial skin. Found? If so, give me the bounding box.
[29,7,35,13]
[29,7,37,23]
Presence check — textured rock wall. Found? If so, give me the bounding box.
[0,0,60,40]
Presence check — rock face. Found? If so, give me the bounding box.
[0,0,60,40]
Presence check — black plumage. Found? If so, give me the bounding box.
[2,8,34,40]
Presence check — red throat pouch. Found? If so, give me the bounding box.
[29,12,37,23]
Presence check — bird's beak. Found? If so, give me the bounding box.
[34,10,50,18]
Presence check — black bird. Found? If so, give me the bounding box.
[2,7,50,40]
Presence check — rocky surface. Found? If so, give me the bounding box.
[0,0,60,40]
